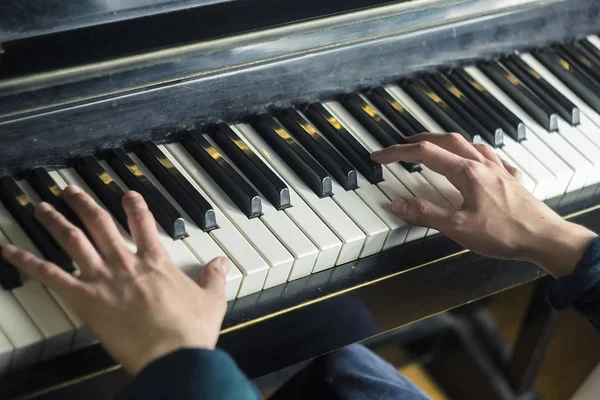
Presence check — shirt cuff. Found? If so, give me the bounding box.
[117,348,260,400]
[548,236,600,310]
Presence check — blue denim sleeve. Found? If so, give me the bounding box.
[547,236,600,331]
[117,348,261,400]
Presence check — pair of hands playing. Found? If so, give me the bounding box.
[2,133,596,375]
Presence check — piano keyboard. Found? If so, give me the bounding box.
[2,36,600,372]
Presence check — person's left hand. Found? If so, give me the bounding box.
[2,187,229,375]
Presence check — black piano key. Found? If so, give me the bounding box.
[425,75,504,147]
[448,69,526,142]
[502,55,580,126]
[304,103,384,184]
[578,39,600,69]
[557,43,600,87]
[479,61,558,132]
[28,167,88,235]
[402,79,479,142]
[107,149,186,239]
[208,123,291,209]
[278,109,358,190]
[252,114,333,198]
[135,141,217,232]
[0,251,22,290]
[367,87,428,137]
[181,130,262,218]
[341,93,421,171]
[75,155,129,232]
[534,48,600,115]
[0,176,75,274]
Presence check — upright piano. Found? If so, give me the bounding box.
[0,0,599,398]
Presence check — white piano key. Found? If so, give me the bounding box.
[207,128,320,280]
[554,119,600,186]
[122,154,243,300]
[175,136,318,282]
[318,101,431,243]
[500,136,553,200]
[464,66,579,194]
[16,178,97,349]
[162,144,269,296]
[159,145,292,289]
[259,200,319,281]
[0,201,75,361]
[587,35,600,51]
[235,123,366,265]
[0,329,13,374]
[227,126,342,273]
[98,160,209,282]
[330,180,388,257]
[0,230,43,370]
[519,53,600,129]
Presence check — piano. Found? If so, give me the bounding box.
[0,0,599,398]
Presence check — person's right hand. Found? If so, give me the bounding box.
[371,133,597,278]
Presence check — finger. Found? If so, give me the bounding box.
[391,197,456,230]
[198,256,229,298]
[122,191,161,258]
[501,159,522,181]
[472,144,503,167]
[406,133,485,162]
[34,202,104,279]
[2,244,82,296]
[371,142,471,191]
[63,185,133,264]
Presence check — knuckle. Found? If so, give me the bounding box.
[64,227,84,244]
[408,199,428,225]
[461,160,484,180]
[447,132,467,145]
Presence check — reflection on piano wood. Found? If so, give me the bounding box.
[0,0,600,398]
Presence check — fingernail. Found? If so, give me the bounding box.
[37,202,53,213]
[124,191,141,200]
[64,185,81,195]
[215,256,231,274]
[391,197,409,215]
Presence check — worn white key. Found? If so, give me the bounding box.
[121,154,243,300]
[0,201,75,361]
[464,66,577,194]
[160,145,292,289]
[17,178,97,350]
[330,179,388,257]
[235,123,366,265]
[0,230,43,370]
[162,144,269,296]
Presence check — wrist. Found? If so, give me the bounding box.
[522,219,597,278]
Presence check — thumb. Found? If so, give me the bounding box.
[392,197,455,230]
[199,256,230,298]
